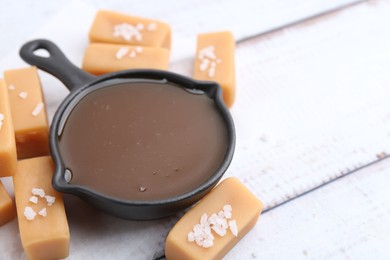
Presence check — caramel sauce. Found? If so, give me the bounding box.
[59,81,228,201]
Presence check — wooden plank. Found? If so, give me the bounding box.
[0,0,365,60]
[171,0,390,209]
[225,157,390,259]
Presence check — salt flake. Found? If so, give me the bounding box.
[200,59,210,71]
[202,239,214,248]
[38,208,47,217]
[0,113,4,131]
[29,196,38,204]
[45,195,56,206]
[135,46,143,53]
[129,51,137,58]
[188,231,195,242]
[32,188,45,198]
[32,103,44,116]
[136,23,144,30]
[147,22,157,31]
[188,205,237,248]
[135,34,142,41]
[113,23,142,42]
[116,47,129,59]
[8,84,15,90]
[200,213,208,225]
[212,223,227,237]
[229,220,238,237]
[223,204,232,219]
[198,46,216,60]
[24,207,36,221]
[208,67,216,78]
[223,204,232,212]
[19,92,28,99]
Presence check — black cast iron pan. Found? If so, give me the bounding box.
[19,39,235,220]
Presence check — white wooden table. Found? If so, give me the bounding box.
[0,0,389,259]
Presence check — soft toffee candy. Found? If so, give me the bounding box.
[82,43,170,75]
[0,79,17,177]
[193,31,236,108]
[89,10,171,49]
[14,156,70,260]
[165,177,263,260]
[4,67,50,160]
[0,180,16,226]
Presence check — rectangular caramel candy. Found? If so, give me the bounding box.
[0,79,17,177]
[14,156,70,260]
[193,31,236,108]
[0,180,16,226]
[82,43,170,75]
[4,67,50,159]
[89,10,171,49]
[165,177,263,260]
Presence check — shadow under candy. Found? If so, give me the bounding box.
[63,194,184,259]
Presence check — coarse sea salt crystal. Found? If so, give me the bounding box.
[116,47,129,59]
[200,213,208,225]
[129,51,137,58]
[29,196,38,204]
[113,23,142,42]
[188,205,238,248]
[8,84,15,90]
[212,224,227,237]
[0,113,4,130]
[223,204,232,219]
[19,91,28,99]
[200,59,209,71]
[32,102,44,116]
[135,46,143,53]
[202,239,214,248]
[38,208,47,217]
[223,204,232,212]
[203,225,212,238]
[147,22,157,31]
[208,213,217,225]
[208,67,216,78]
[136,23,144,30]
[229,220,238,237]
[188,231,195,242]
[45,195,56,206]
[32,188,45,198]
[198,46,215,60]
[24,207,36,221]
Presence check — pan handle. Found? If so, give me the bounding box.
[19,39,95,91]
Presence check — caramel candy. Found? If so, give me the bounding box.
[4,67,49,159]
[0,180,16,226]
[14,156,70,260]
[193,31,236,108]
[165,177,263,260]
[82,43,170,75]
[0,79,17,177]
[89,10,171,49]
